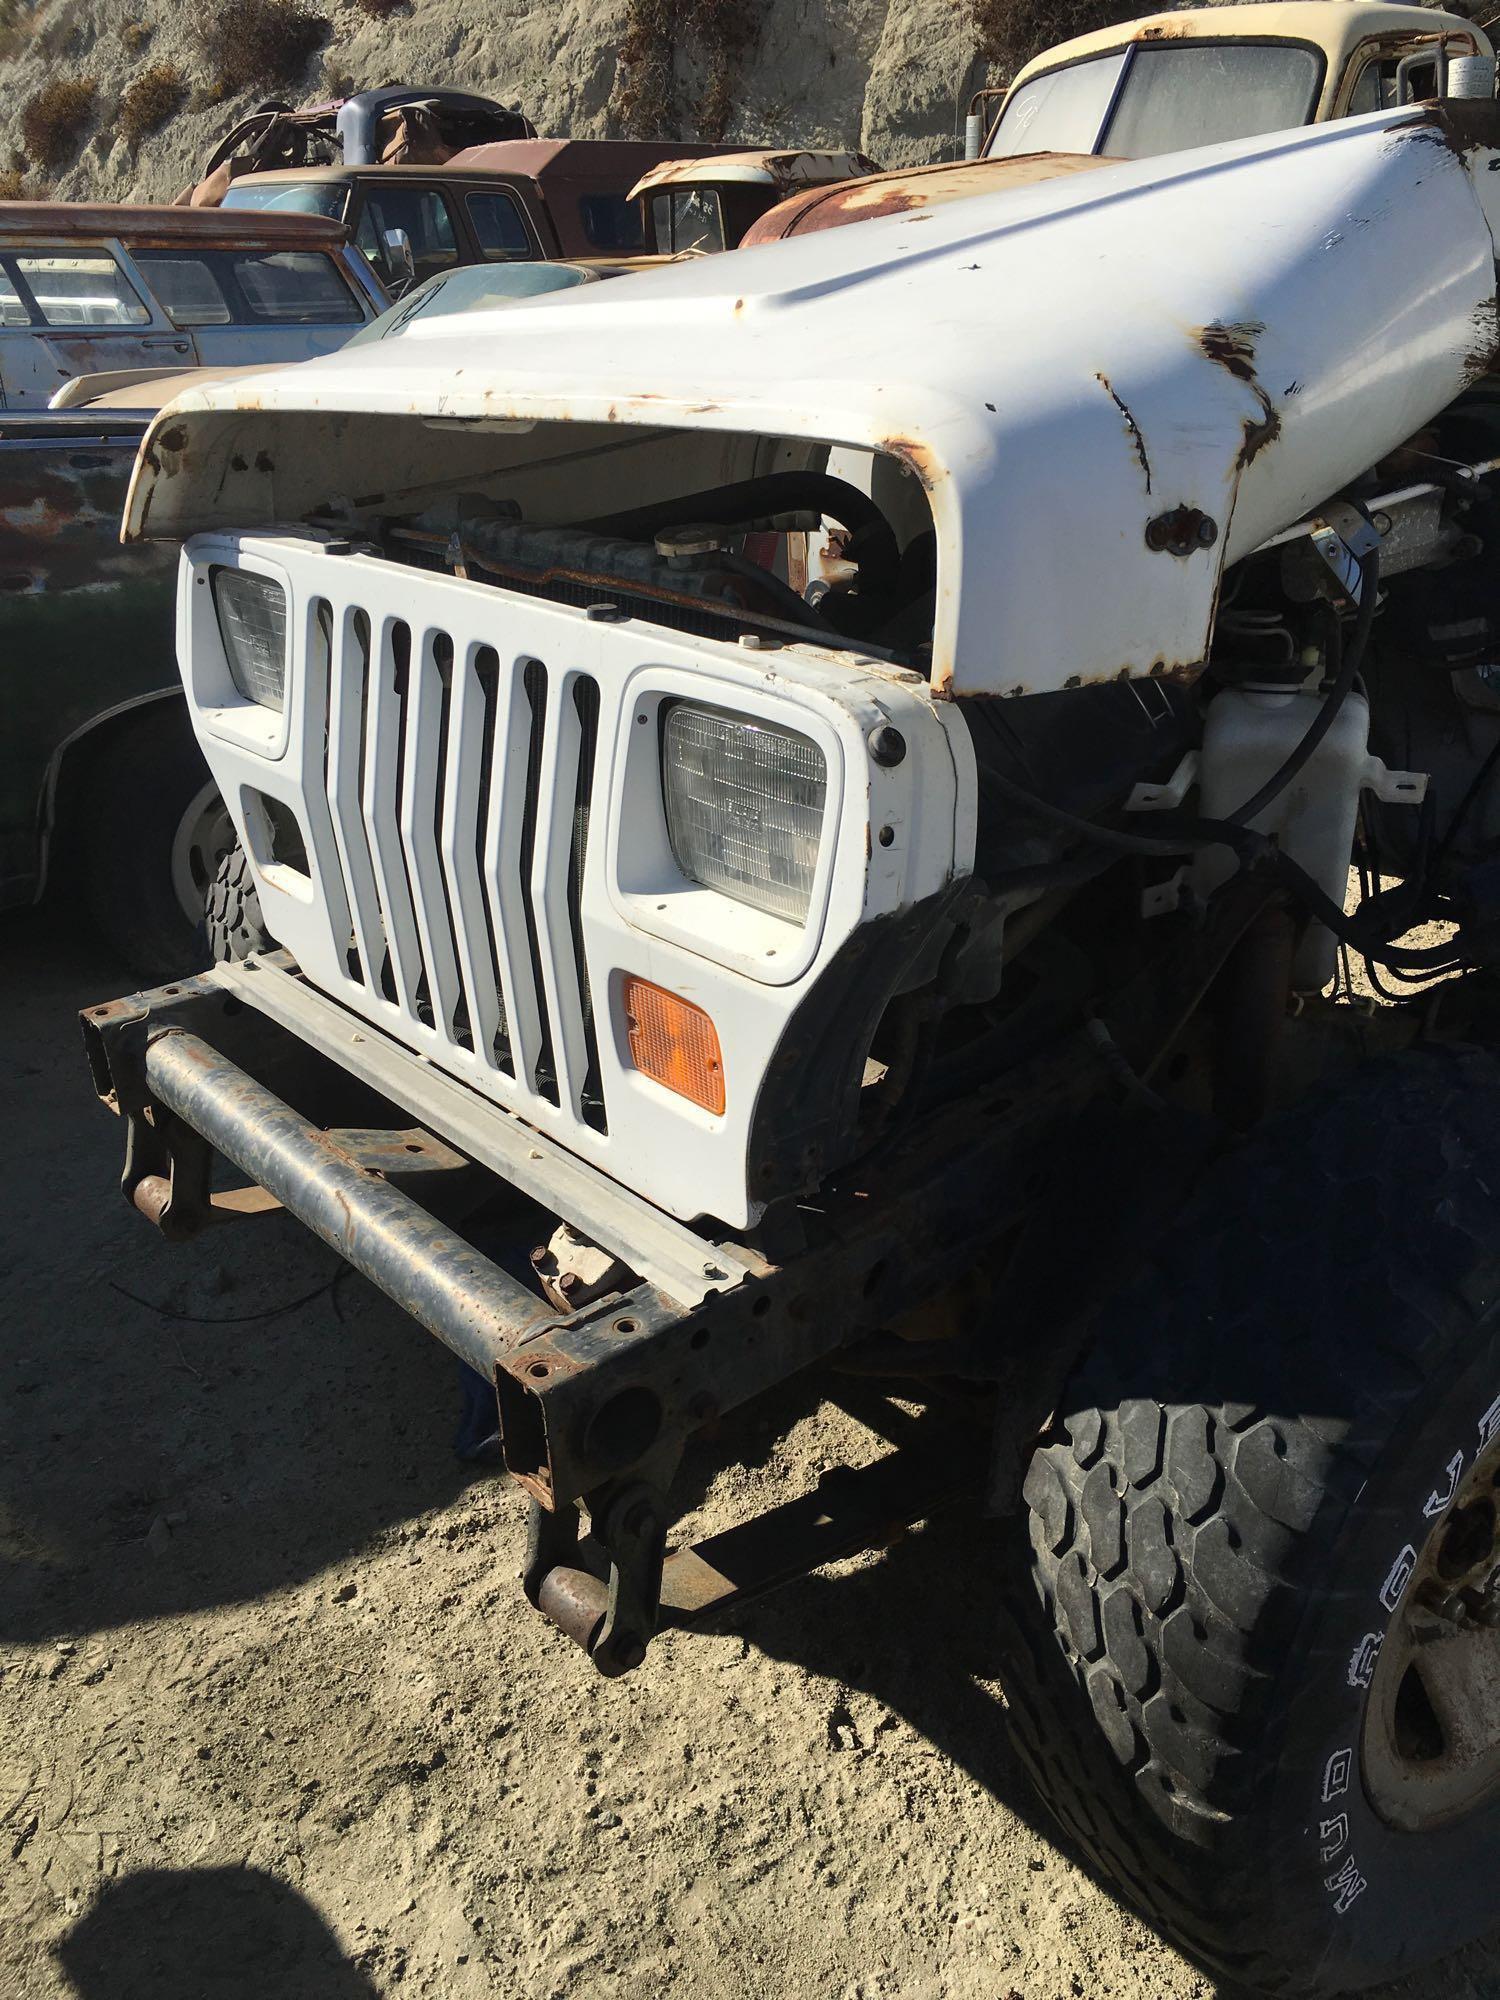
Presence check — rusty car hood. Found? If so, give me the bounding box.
[739,152,1113,244]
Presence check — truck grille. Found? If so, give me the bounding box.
[307,593,607,1134]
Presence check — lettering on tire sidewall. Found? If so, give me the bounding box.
[1302,1381,1500,1932]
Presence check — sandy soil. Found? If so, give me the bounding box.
[4,902,1500,2000]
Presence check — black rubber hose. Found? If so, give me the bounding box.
[1222,548,1380,827]
[976,763,1458,971]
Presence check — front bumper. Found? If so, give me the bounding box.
[82,952,1061,1672]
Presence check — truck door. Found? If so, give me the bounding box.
[130,245,370,367]
[0,243,183,408]
[350,185,463,290]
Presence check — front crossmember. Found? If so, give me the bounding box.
[80,903,1261,1673]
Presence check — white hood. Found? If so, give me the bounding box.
[127,104,1500,698]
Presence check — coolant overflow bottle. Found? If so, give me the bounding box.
[1193,684,1374,993]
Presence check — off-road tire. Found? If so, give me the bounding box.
[1001,1046,1500,1995]
[75,704,228,982]
[205,845,273,964]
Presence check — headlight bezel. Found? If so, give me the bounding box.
[660,698,829,928]
[184,547,295,762]
[211,564,289,713]
[607,668,848,989]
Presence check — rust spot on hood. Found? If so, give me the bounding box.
[877,435,943,492]
[1197,320,1282,471]
[1198,320,1263,384]
[1422,98,1500,157]
[1096,373,1152,494]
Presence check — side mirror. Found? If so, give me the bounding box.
[382,227,417,292]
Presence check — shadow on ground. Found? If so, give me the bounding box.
[1,905,484,1646]
[55,1867,382,2000]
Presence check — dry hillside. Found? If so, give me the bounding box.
[0,0,1076,207]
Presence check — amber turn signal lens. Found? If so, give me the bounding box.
[621,976,725,1115]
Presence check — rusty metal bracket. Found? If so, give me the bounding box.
[533,1479,669,1677]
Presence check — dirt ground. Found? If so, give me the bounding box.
[4,903,1500,2000]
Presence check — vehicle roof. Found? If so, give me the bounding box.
[0,201,350,247]
[1010,1,1490,86]
[742,152,1111,243]
[236,163,542,186]
[629,150,881,198]
[128,105,1500,700]
[446,137,746,182]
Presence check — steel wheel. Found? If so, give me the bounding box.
[169,780,235,929]
[1363,1429,1500,1832]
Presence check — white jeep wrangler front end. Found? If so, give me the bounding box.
[83,99,1500,1994]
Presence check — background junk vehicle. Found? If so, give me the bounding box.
[627,150,881,254]
[181,87,536,207]
[978,0,1490,159]
[0,401,222,972]
[743,2,1493,250]
[342,258,637,347]
[0,203,384,969]
[214,140,757,292]
[0,202,385,409]
[86,100,1500,1994]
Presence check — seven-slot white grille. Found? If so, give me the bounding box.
[305,593,607,1135]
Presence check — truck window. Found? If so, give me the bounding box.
[464,191,533,262]
[579,193,647,252]
[133,253,234,325]
[221,184,350,221]
[11,254,151,327]
[0,266,31,326]
[1099,43,1322,158]
[231,251,364,323]
[355,187,460,288]
[134,248,364,326]
[650,190,724,255]
[1347,52,1438,115]
[986,52,1127,158]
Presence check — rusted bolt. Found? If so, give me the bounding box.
[558,1272,578,1294]
[1146,506,1217,557]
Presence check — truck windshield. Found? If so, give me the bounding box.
[220,183,350,221]
[344,259,594,345]
[987,41,1322,160]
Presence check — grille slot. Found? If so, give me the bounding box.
[316,594,605,1130]
[518,660,558,1106]
[325,605,391,992]
[569,677,606,1133]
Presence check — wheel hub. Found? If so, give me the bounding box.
[169,781,235,930]
[1362,1431,1500,1832]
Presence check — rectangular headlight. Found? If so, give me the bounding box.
[211,567,287,712]
[662,701,827,924]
